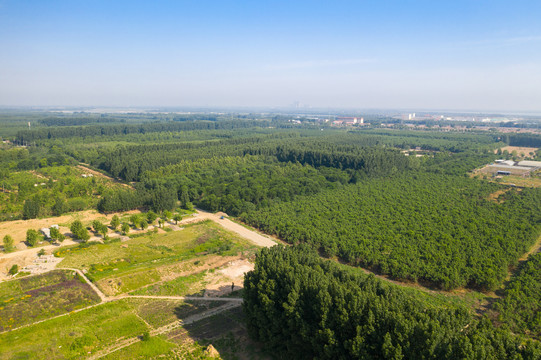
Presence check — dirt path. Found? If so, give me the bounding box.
[127,295,243,302]
[189,209,276,248]
[58,267,108,302]
[88,302,242,360]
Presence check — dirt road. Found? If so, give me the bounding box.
[190,209,276,248]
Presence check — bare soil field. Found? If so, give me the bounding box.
[0,209,142,248]
[496,146,539,157]
[203,259,254,297]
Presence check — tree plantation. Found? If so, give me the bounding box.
[243,246,541,359]
[241,173,541,290]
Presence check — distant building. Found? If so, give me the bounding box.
[500,160,516,167]
[487,164,532,176]
[517,160,541,168]
[336,117,358,124]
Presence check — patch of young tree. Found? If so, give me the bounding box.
[3,235,15,253]
[70,220,90,242]
[50,227,65,243]
[241,173,541,290]
[493,252,541,339]
[25,229,40,247]
[244,246,541,359]
[91,220,108,237]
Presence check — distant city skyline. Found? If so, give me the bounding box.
[1,1,541,111]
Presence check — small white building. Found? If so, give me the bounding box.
[497,160,516,167]
[40,228,51,239]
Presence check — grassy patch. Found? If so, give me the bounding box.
[0,270,101,331]
[131,271,207,297]
[130,298,224,328]
[0,299,148,359]
[101,336,176,360]
[55,222,256,295]
[98,268,162,295]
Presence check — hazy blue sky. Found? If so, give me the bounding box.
[1,0,540,111]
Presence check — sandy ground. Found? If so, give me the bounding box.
[496,146,538,157]
[203,259,255,297]
[194,210,276,248]
[0,209,275,281]
[0,209,142,247]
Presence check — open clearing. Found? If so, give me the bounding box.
[0,209,141,248]
[497,174,541,188]
[496,146,539,157]
[77,164,134,189]
[0,216,270,359]
[54,221,258,296]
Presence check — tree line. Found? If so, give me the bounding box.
[244,246,541,359]
[15,119,276,142]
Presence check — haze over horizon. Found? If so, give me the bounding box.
[1,1,540,112]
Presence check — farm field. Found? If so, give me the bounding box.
[0,269,101,331]
[55,221,258,296]
[0,218,266,359]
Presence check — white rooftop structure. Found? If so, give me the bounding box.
[40,228,51,239]
[500,160,516,167]
[487,165,532,171]
[517,160,541,168]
